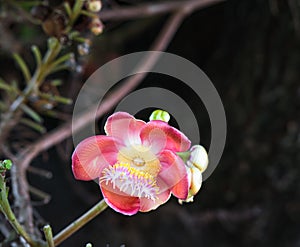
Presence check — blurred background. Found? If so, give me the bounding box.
[0,0,299,246]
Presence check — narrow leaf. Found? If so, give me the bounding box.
[20,118,46,133]
[50,64,71,73]
[20,104,43,123]
[73,0,85,16]
[64,2,72,18]
[31,45,42,68]
[71,0,85,25]
[50,79,63,86]
[39,92,73,105]
[80,10,97,18]
[43,110,69,120]
[50,53,74,69]
[0,78,12,92]
[13,53,31,83]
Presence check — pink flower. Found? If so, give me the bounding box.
[72,112,191,215]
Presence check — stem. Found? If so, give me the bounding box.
[53,199,108,246]
[43,225,55,247]
[0,174,44,247]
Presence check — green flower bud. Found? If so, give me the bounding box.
[0,159,12,170]
[149,109,170,123]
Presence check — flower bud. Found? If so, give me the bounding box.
[149,109,170,123]
[90,17,104,35]
[87,0,102,12]
[188,166,202,196]
[187,145,208,172]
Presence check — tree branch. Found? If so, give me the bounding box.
[100,0,225,21]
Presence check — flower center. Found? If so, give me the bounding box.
[133,157,145,166]
[117,145,160,176]
[100,163,159,201]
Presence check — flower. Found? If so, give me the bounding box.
[72,112,191,215]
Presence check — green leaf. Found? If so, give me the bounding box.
[50,79,63,87]
[20,104,43,123]
[80,10,97,18]
[72,0,85,18]
[20,118,46,133]
[64,2,72,18]
[50,64,71,73]
[69,0,85,27]
[0,78,12,92]
[39,92,73,105]
[13,53,31,83]
[50,53,74,69]
[43,110,67,120]
[31,45,42,68]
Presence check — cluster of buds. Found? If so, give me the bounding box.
[86,0,104,35]
[180,145,208,203]
[30,0,104,39]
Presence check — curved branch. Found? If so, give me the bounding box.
[100,0,225,21]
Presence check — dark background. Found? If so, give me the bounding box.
[1,0,300,246]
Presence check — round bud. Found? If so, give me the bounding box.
[87,1,102,12]
[187,145,208,172]
[149,109,171,123]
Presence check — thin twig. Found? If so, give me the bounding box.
[100,0,225,21]
[53,199,108,246]
[0,174,43,247]
[43,225,55,247]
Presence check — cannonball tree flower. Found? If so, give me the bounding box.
[72,112,192,215]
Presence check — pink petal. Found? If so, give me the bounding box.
[139,190,171,212]
[72,136,123,181]
[140,120,191,154]
[157,150,189,200]
[100,182,140,216]
[104,112,146,146]
[171,174,189,200]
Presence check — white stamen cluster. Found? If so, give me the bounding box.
[100,163,159,201]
